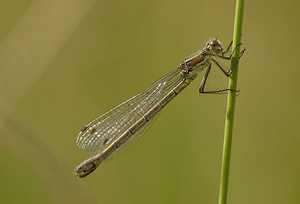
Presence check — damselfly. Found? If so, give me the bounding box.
[74,39,245,178]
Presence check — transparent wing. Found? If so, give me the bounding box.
[76,67,183,159]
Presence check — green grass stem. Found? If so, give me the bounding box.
[218,0,245,204]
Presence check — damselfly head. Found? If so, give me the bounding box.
[205,39,223,53]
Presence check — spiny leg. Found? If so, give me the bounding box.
[199,64,239,94]
[212,48,246,77]
[217,43,244,60]
[220,41,233,55]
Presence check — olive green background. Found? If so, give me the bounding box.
[1,0,299,203]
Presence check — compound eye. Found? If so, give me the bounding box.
[210,40,218,47]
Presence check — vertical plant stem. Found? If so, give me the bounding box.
[218,0,245,204]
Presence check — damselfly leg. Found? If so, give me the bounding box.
[199,43,246,94]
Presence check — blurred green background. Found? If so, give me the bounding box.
[1,0,300,203]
